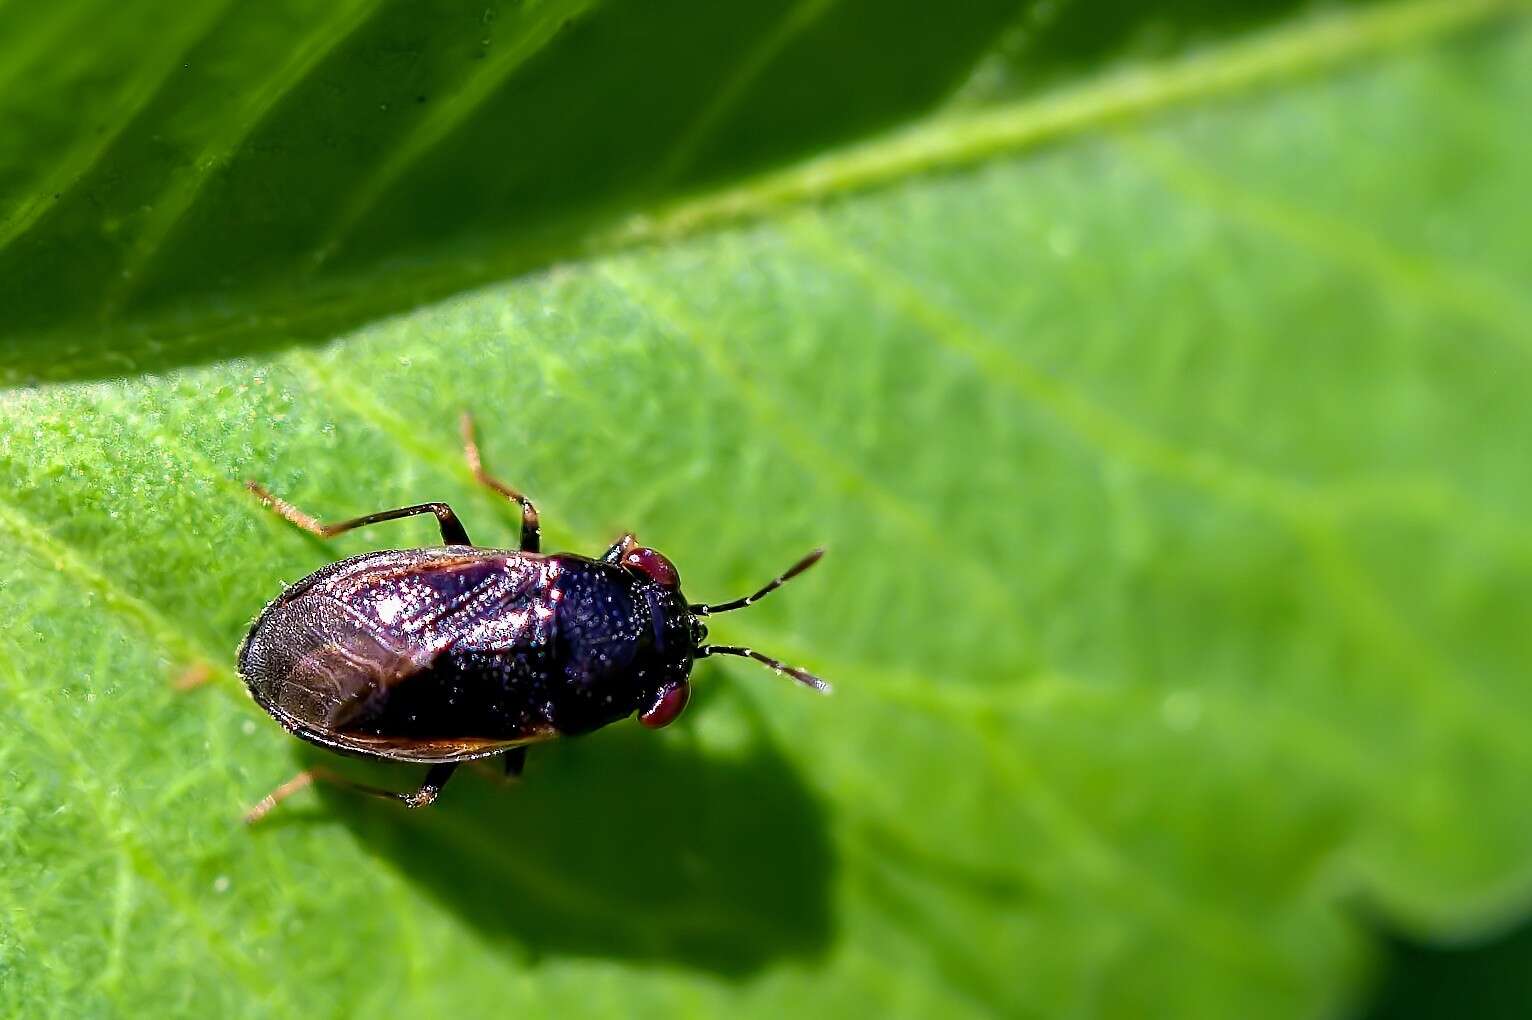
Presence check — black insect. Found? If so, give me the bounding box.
[237,415,827,820]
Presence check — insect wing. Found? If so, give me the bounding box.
[245,553,542,732]
[241,594,431,729]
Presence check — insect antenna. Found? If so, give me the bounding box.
[690,548,824,617]
[697,644,831,693]
[691,548,829,693]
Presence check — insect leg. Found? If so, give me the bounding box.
[244,770,321,824]
[502,746,527,778]
[243,763,461,823]
[246,482,473,546]
[171,662,214,691]
[402,763,459,808]
[460,411,541,552]
[600,532,637,563]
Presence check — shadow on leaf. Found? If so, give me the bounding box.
[0,0,1358,384]
[1361,913,1532,1020]
[274,712,834,977]
[0,0,1022,382]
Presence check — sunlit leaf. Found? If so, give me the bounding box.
[2,2,1529,1017]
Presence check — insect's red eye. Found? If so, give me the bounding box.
[639,682,690,729]
[622,546,679,588]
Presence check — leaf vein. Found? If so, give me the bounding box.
[1123,133,1532,352]
[602,0,1520,248]
[644,0,843,191]
[0,0,237,256]
[307,0,602,269]
[103,0,389,316]
[599,263,1029,629]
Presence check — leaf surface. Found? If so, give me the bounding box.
[2,3,1530,1017]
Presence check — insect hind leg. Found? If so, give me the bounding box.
[244,763,460,823]
[460,411,541,552]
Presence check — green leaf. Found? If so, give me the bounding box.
[0,0,1029,380]
[0,0,1465,383]
[3,2,1531,1017]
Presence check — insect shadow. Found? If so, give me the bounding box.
[286,686,834,977]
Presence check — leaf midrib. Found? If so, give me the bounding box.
[602,0,1518,247]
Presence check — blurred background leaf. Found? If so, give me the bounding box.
[2,1,1530,1017]
[0,0,1022,378]
[0,0,1464,382]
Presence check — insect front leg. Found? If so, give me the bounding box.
[600,532,637,563]
[247,482,474,546]
[460,412,541,552]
